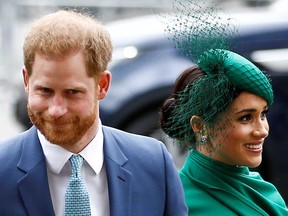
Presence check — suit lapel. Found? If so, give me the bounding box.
[17,127,54,216]
[103,127,133,216]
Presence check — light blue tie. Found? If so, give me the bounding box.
[65,155,91,216]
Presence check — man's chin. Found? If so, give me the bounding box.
[42,131,80,146]
[37,125,77,144]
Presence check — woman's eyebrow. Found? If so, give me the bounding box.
[234,105,268,115]
[234,108,256,115]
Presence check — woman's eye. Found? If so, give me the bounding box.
[261,109,269,119]
[239,114,251,121]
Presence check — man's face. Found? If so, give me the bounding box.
[24,52,99,149]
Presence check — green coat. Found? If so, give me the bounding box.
[180,150,288,216]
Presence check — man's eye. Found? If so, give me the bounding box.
[42,88,52,93]
[68,89,79,94]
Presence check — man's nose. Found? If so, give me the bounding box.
[48,95,68,118]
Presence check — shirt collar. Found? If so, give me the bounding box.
[39,121,104,175]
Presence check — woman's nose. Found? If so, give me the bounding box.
[253,121,269,138]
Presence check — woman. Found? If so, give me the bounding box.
[160,49,288,215]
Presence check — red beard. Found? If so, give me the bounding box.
[27,105,96,146]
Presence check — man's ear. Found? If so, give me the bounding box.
[190,115,204,132]
[98,70,112,100]
[22,67,29,95]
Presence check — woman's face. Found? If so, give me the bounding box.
[199,91,269,168]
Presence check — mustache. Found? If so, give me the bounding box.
[32,113,79,125]
[43,116,79,124]
[27,106,78,124]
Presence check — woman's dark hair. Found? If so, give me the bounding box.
[160,65,205,141]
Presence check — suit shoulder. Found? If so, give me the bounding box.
[103,126,163,147]
[102,126,170,161]
[0,130,29,159]
[103,126,176,175]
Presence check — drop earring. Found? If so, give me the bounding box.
[200,135,207,144]
[199,130,207,144]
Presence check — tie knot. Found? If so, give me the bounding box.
[69,154,84,178]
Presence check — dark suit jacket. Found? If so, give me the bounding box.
[0,126,187,215]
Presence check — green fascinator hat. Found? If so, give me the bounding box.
[198,49,274,106]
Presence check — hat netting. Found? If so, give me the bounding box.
[158,0,273,148]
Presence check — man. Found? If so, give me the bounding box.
[0,10,187,215]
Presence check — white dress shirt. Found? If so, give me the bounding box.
[39,122,110,216]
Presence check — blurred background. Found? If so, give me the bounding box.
[1,0,288,202]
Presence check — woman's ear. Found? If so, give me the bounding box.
[97,70,112,100]
[191,115,208,145]
[190,115,204,132]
